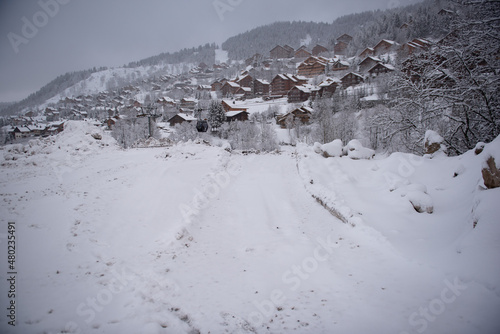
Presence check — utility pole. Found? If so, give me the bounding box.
[139,104,161,138]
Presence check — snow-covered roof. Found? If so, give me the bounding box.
[226,81,240,88]
[226,110,248,117]
[177,113,197,121]
[319,77,341,87]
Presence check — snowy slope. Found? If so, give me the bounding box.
[43,63,195,107]
[1,123,499,333]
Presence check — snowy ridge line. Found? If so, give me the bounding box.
[294,146,361,227]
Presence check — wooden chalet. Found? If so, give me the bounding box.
[211,79,227,91]
[297,56,334,78]
[270,45,293,59]
[221,81,241,97]
[359,47,375,59]
[359,56,382,72]
[168,113,197,127]
[226,110,249,122]
[288,85,315,103]
[367,63,395,77]
[283,45,295,57]
[295,48,312,59]
[13,126,31,139]
[221,100,249,114]
[341,72,364,87]
[373,39,399,55]
[180,98,198,110]
[334,41,350,56]
[276,106,313,128]
[46,122,65,135]
[254,79,270,96]
[312,44,329,56]
[235,87,252,99]
[236,74,253,89]
[337,34,353,44]
[157,97,177,107]
[331,60,350,71]
[317,77,340,97]
[270,74,308,96]
[411,38,431,50]
[245,53,263,67]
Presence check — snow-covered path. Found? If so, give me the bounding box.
[137,151,455,333]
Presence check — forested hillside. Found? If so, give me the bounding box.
[222,0,448,59]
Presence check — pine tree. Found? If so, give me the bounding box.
[208,100,226,133]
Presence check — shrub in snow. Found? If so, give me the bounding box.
[345,139,375,160]
[169,122,199,143]
[474,142,485,155]
[321,139,344,158]
[91,133,102,140]
[396,183,434,214]
[424,130,446,155]
[406,191,434,214]
[482,156,500,189]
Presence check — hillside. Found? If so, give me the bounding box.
[221,0,440,59]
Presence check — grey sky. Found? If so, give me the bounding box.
[0,0,420,103]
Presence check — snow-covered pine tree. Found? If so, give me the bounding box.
[208,100,226,133]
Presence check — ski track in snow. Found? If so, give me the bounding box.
[1,124,499,333]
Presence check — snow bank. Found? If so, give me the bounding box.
[320,139,343,157]
[345,139,375,160]
[2,120,116,168]
[314,139,375,160]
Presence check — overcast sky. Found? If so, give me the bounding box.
[0,0,421,103]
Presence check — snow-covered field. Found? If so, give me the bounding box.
[1,121,499,334]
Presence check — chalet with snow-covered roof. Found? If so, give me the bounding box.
[254,79,270,96]
[13,126,31,139]
[341,72,364,87]
[168,113,197,127]
[46,122,64,135]
[359,47,375,59]
[317,77,340,97]
[235,87,252,99]
[157,97,177,107]
[211,79,227,92]
[411,38,431,50]
[331,60,350,71]
[312,44,329,56]
[367,63,395,77]
[180,98,198,110]
[373,39,399,55]
[359,56,382,72]
[297,56,334,77]
[226,110,249,122]
[270,74,308,96]
[276,106,313,128]
[221,100,249,114]
[197,85,212,92]
[237,75,253,89]
[288,85,315,103]
[221,81,241,97]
